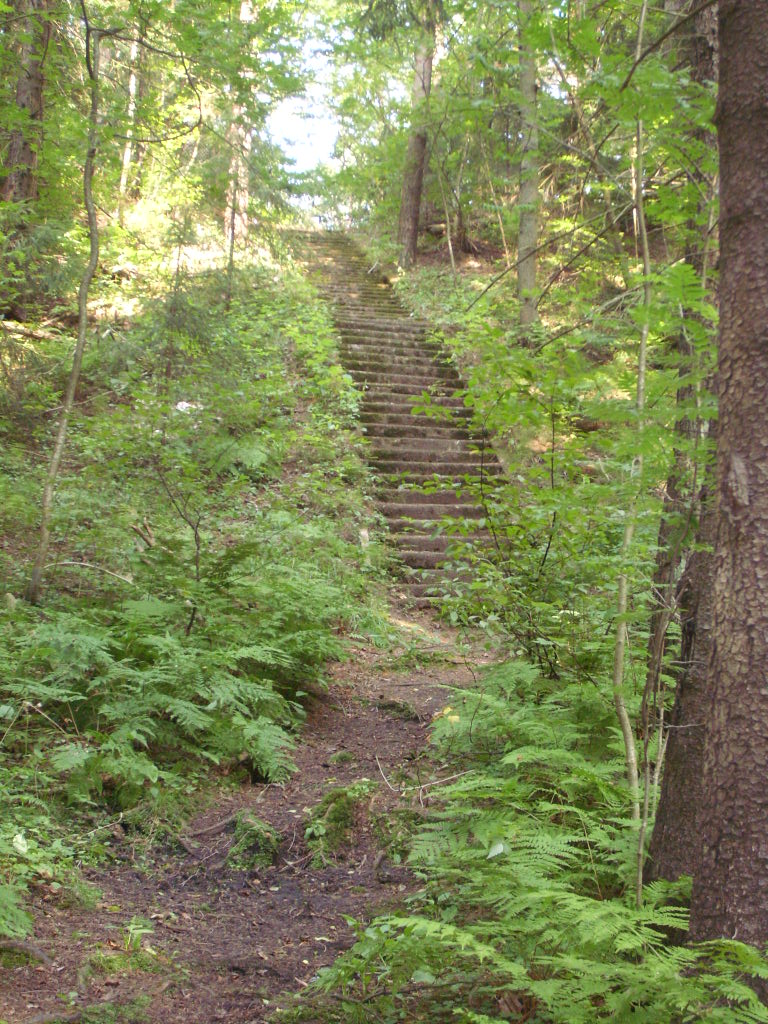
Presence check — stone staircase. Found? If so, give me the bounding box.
[299,231,501,604]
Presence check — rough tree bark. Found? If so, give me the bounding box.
[517,0,538,327]
[1,0,52,205]
[644,0,718,885]
[688,0,768,945]
[397,8,435,269]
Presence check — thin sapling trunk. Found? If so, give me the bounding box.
[26,24,101,604]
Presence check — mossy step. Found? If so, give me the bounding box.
[363,425,481,442]
[357,382,463,398]
[344,359,458,380]
[360,404,472,418]
[377,501,486,518]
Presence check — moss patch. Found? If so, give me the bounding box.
[226,812,281,871]
[304,781,377,862]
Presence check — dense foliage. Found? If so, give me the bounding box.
[0,254,389,935]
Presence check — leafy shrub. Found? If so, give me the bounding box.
[0,258,386,936]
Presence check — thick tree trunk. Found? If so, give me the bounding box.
[517,0,538,327]
[646,497,715,882]
[644,0,718,885]
[397,26,434,268]
[688,1,768,945]
[1,0,52,204]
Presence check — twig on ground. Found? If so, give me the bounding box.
[187,811,239,838]
[0,938,53,966]
[375,754,398,792]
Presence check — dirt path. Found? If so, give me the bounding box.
[1,609,489,1024]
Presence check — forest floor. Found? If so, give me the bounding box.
[1,602,493,1024]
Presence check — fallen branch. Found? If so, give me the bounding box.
[187,811,240,838]
[0,938,53,966]
[44,561,136,587]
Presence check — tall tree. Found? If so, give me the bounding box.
[644,0,718,885]
[0,0,52,205]
[397,2,435,267]
[688,0,768,945]
[516,0,538,326]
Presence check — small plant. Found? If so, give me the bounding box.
[123,916,154,953]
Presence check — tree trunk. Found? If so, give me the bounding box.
[223,0,254,248]
[1,0,52,205]
[397,20,435,268]
[26,25,101,605]
[517,0,538,327]
[117,26,145,217]
[645,496,715,883]
[688,0,768,945]
[644,0,718,885]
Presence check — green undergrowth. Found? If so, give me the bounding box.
[291,659,768,1024]
[0,251,390,937]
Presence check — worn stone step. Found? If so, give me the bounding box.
[338,330,430,347]
[377,498,486,517]
[370,438,486,457]
[398,550,453,570]
[340,342,449,361]
[354,368,456,385]
[371,447,499,466]
[341,347,445,365]
[360,405,472,421]
[344,359,459,381]
[391,533,491,551]
[363,426,483,444]
[335,317,429,333]
[387,519,485,537]
[358,382,463,399]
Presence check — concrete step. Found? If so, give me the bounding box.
[335,317,429,334]
[377,500,487,519]
[398,550,452,570]
[358,382,465,399]
[391,533,491,552]
[360,405,472,420]
[362,422,482,441]
[340,342,450,361]
[372,450,500,468]
[344,358,459,381]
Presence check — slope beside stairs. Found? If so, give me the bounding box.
[299,231,501,605]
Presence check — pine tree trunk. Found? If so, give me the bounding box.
[0,0,52,205]
[517,0,538,327]
[688,0,768,946]
[646,497,715,882]
[644,0,718,885]
[397,22,434,268]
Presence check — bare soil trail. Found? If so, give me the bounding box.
[1,614,490,1024]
